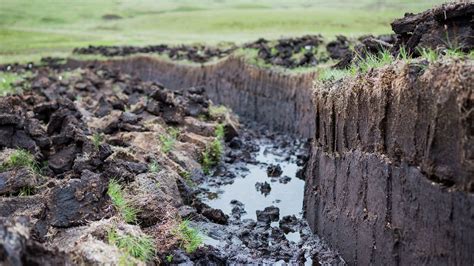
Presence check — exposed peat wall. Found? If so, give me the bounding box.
[66,56,316,138]
[304,60,474,265]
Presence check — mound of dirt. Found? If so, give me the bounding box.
[244,35,325,68]
[391,2,474,54]
[73,44,236,63]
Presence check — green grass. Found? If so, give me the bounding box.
[18,186,35,196]
[0,149,39,174]
[92,133,104,150]
[178,170,195,187]
[107,227,155,262]
[201,150,213,176]
[208,105,230,119]
[173,220,203,254]
[317,49,394,81]
[215,123,225,140]
[107,180,138,224]
[159,128,179,154]
[0,72,31,96]
[200,124,225,175]
[148,160,160,173]
[0,0,446,64]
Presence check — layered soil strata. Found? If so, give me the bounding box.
[304,59,474,265]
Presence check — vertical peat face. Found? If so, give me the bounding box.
[305,60,474,265]
[66,56,317,138]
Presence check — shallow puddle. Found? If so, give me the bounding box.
[200,138,305,241]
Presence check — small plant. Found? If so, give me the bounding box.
[208,105,229,118]
[166,254,174,263]
[356,49,393,74]
[397,46,411,62]
[0,73,24,96]
[159,128,179,154]
[173,220,203,253]
[19,186,34,196]
[444,48,465,59]
[148,160,160,173]
[107,180,138,224]
[214,123,225,140]
[209,138,223,162]
[0,149,39,174]
[200,125,225,175]
[92,133,104,150]
[201,150,212,175]
[418,48,438,63]
[107,227,155,262]
[179,170,194,187]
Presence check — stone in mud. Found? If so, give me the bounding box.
[266,164,283,177]
[256,206,280,224]
[228,137,243,149]
[279,215,299,234]
[201,208,229,225]
[94,96,113,117]
[0,217,71,265]
[47,170,108,227]
[145,99,161,115]
[255,181,271,196]
[0,168,39,196]
[48,144,78,174]
[278,176,292,184]
[192,199,229,224]
[103,159,147,183]
[231,205,246,220]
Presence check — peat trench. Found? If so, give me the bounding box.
[185,125,344,264]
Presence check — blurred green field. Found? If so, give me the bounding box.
[0,0,446,63]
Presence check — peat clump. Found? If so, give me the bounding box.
[391,2,474,54]
[245,35,324,68]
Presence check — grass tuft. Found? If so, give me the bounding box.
[159,127,180,154]
[0,149,39,174]
[173,220,203,253]
[208,105,229,119]
[215,123,225,140]
[107,227,155,262]
[356,49,393,73]
[200,124,225,175]
[107,180,138,224]
[418,48,438,63]
[18,186,35,196]
[92,133,104,150]
[0,72,29,96]
[148,160,160,173]
[179,170,195,187]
